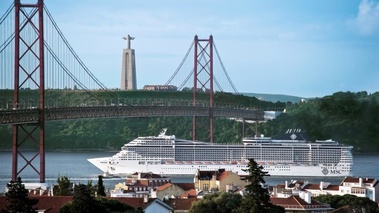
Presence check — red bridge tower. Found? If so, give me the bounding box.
[12,0,46,183]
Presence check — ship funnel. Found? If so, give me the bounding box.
[159,128,168,136]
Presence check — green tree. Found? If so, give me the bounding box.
[96,198,143,213]
[59,183,99,213]
[96,175,106,197]
[314,194,379,213]
[59,183,143,213]
[235,159,285,213]
[189,192,242,213]
[56,176,71,196]
[3,177,38,213]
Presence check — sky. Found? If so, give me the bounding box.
[1,0,378,98]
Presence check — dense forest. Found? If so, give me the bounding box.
[0,90,378,153]
[265,91,379,153]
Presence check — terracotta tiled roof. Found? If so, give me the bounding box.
[1,196,167,213]
[217,170,228,181]
[166,197,198,211]
[156,183,173,191]
[270,195,330,209]
[112,197,147,209]
[292,195,320,206]
[330,205,350,213]
[325,185,339,191]
[175,183,195,191]
[35,196,72,213]
[271,196,300,206]
[0,196,72,213]
[303,183,339,191]
[180,189,197,198]
[341,176,376,184]
[114,197,172,211]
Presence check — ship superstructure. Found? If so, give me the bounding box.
[88,129,353,177]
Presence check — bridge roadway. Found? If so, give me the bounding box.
[0,106,264,125]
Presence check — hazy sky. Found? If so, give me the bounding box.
[1,0,378,98]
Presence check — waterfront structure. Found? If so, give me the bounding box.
[121,34,137,90]
[87,128,353,177]
[273,176,379,202]
[339,177,379,202]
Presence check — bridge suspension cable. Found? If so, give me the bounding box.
[164,36,240,94]
[43,5,118,99]
[165,41,194,86]
[214,42,239,95]
[0,4,14,54]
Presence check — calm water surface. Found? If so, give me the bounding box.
[0,152,378,193]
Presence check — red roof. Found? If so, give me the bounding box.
[180,189,197,198]
[156,183,173,191]
[303,183,339,191]
[112,197,173,210]
[217,170,229,181]
[270,195,331,209]
[0,196,72,213]
[165,197,198,211]
[175,183,195,191]
[341,176,376,184]
[0,196,167,213]
[111,197,146,209]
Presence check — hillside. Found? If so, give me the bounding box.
[258,91,379,153]
[0,90,378,153]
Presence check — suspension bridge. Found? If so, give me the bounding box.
[0,0,264,183]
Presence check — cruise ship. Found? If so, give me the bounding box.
[87,129,353,177]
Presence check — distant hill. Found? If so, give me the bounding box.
[242,93,306,103]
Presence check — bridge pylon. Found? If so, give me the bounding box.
[12,0,45,183]
[192,35,214,143]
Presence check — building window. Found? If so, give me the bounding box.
[203,184,209,192]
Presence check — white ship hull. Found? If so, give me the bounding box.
[87,157,352,177]
[87,129,354,177]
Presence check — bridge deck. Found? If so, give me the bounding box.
[0,106,264,125]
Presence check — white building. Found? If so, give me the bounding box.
[111,182,149,198]
[339,177,379,202]
[273,176,379,202]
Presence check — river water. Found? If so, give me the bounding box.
[0,151,378,193]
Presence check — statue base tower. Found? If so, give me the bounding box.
[121,34,137,90]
